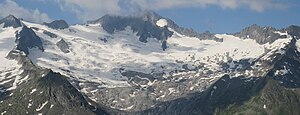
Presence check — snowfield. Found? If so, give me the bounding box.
[0,27,21,70]
[20,21,292,89]
[0,20,295,111]
[0,26,23,91]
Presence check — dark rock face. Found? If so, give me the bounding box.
[235,24,286,44]
[0,15,22,28]
[15,26,44,54]
[34,71,106,115]
[268,38,300,88]
[162,40,167,50]
[285,25,300,38]
[165,20,220,41]
[56,39,70,53]
[43,30,57,38]
[44,20,69,29]
[129,75,265,115]
[200,31,223,42]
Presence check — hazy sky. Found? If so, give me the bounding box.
[0,0,299,33]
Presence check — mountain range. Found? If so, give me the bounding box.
[0,11,300,115]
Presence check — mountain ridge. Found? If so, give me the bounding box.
[88,11,222,43]
[0,13,300,115]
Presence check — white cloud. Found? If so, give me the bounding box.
[37,0,287,22]
[55,0,121,21]
[0,0,51,23]
[143,0,287,12]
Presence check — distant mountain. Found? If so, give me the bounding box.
[0,13,300,115]
[285,25,300,37]
[0,15,22,28]
[43,20,69,30]
[234,24,288,44]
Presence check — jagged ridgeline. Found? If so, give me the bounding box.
[88,11,222,50]
[0,12,300,115]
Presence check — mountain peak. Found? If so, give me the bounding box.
[133,10,162,22]
[87,12,173,50]
[0,14,22,28]
[88,11,221,44]
[235,24,284,44]
[15,25,44,54]
[88,10,163,25]
[43,20,69,29]
[250,24,259,27]
[6,14,17,20]
[285,25,300,38]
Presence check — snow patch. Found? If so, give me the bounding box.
[189,86,194,90]
[18,75,29,84]
[28,103,32,108]
[118,105,134,111]
[275,66,289,76]
[296,39,300,52]
[50,104,54,109]
[129,92,137,97]
[156,19,167,27]
[274,31,288,36]
[213,86,217,89]
[30,88,37,94]
[168,88,176,95]
[1,111,7,115]
[7,75,20,91]
[42,73,46,77]
[36,101,48,111]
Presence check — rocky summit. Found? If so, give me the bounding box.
[0,15,22,28]
[0,12,300,115]
[43,20,69,30]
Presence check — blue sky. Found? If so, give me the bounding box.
[0,0,299,33]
